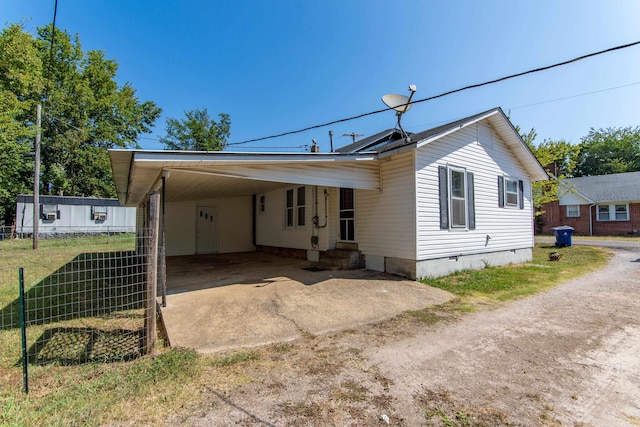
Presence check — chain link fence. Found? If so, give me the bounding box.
[0,230,152,374]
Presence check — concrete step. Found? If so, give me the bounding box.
[319,249,362,270]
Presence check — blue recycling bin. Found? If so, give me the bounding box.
[552,226,574,247]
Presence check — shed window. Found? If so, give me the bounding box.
[41,204,59,221]
[258,195,265,213]
[566,205,580,218]
[92,205,108,221]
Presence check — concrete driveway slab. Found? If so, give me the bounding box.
[160,252,453,353]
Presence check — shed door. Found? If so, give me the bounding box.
[339,188,355,242]
[196,206,218,254]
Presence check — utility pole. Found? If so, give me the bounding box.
[33,104,41,250]
[343,132,363,144]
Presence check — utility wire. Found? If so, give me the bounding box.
[508,81,640,110]
[44,0,59,105]
[227,40,640,146]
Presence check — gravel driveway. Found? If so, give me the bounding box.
[174,244,640,426]
[370,244,640,426]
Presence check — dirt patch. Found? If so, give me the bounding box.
[168,247,640,426]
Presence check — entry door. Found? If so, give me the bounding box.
[196,206,218,254]
[339,188,355,242]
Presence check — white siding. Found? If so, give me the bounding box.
[558,188,591,206]
[165,196,254,256]
[256,186,331,251]
[357,151,416,259]
[15,202,136,234]
[416,122,535,260]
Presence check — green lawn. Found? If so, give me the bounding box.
[421,243,610,304]
[0,240,611,426]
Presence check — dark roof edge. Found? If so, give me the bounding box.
[17,194,123,207]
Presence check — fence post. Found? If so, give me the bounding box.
[19,268,29,393]
[144,191,160,354]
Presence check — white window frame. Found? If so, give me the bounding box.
[504,177,519,207]
[566,205,580,218]
[596,204,629,221]
[285,189,294,227]
[296,186,305,227]
[284,186,306,228]
[449,166,468,229]
[339,188,356,241]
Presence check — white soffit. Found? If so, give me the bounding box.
[112,150,380,206]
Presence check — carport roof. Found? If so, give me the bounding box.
[109,107,547,206]
[109,150,379,206]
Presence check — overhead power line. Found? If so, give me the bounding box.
[227,39,640,146]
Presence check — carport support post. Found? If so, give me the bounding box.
[144,191,160,354]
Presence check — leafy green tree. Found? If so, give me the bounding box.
[573,126,640,176]
[531,138,579,177]
[161,108,230,151]
[0,23,161,223]
[0,24,44,222]
[518,127,581,217]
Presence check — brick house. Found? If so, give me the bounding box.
[538,171,640,236]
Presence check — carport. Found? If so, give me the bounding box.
[108,149,422,352]
[161,251,453,353]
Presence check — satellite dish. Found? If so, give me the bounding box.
[381,84,417,141]
[382,94,412,113]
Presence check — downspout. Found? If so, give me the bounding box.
[589,203,596,236]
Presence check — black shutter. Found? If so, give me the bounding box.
[467,172,475,229]
[498,176,504,207]
[518,180,524,209]
[438,166,449,229]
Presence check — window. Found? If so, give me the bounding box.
[615,204,628,220]
[498,176,524,209]
[285,186,306,228]
[296,186,305,226]
[505,178,518,206]
[596,204,629,221]
[92,205,108,221]
[438,166,475,230]
[258,195,265,213]
[450,169,467,228]
[339,188,355,241]
[597,205,610,221]
[40,204,59,221]
[566,205,580,218]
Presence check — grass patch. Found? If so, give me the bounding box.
[1,347,200,426]
[539,234,640,242]
[209,349,260,367]
[421,244,609,306]
[332,380,368,403]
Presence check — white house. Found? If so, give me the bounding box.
[109,107,547,279]
[15,194,137,236]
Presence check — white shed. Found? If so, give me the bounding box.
[15,194,136,236]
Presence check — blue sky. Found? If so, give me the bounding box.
[3,0,640,152]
